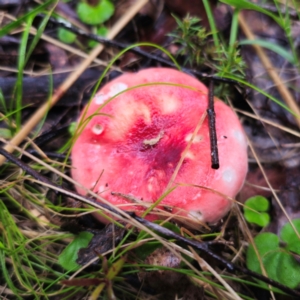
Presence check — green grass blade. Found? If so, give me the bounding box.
[202,0,220,50]
[0,0,57,38]
[14,16,33,130]
[220,0,283,27]
[229,9,240,49]
[24,3,58,65]
[239,39,296,64]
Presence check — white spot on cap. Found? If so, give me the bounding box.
[109,82,128,97]
[159,95,179,114]
[97,185,106,193]
[234,130,246,146]
[192,192,201,200]
[222,168,235,183]
[92,124,104,135]
[95,93,109,105]
[184,151,195,160]
[185,133,203,143]
[148,183,153,192]
[94,82,127,105]
[188,210,204,221]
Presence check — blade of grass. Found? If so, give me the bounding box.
[202,0,220,50]
[14,15,33,130]
[0,0,57,38]
[239,39,296,64]
[229,8,240,50]
[24,4,57,66]
[220,0,283,27]
[4,13,107,67]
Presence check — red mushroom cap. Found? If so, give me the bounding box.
[71,68,248,223]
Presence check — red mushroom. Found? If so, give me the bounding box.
[71,68,248,223]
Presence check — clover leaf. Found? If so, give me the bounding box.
[77,0,114,26]
[246,219,300,291]
[244,195,270,227]
[281,219,300,255]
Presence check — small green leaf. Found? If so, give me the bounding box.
[244,196,270,227]
[96,25,108,37]
[77,0,115,26]
[246,234,280,289]
[58,231,94,271]
[247,231,300,290]
[89,26,108,48]
[261,250,300,289]
[281,219,300,254]
[106,257,126,280]
[68,122,77,136]
[0,241,5,249]
[0,128,12,139]
[247,233,279,271]
[286,240,300,256]
[275,251,300,289]
[57,27,77,44]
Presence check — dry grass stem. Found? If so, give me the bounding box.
[235,109,300,138]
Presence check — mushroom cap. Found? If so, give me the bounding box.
[71,68,248,223]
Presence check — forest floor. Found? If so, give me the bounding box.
[0,0,300,299]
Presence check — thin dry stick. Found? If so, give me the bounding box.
[0,0,149,166]
[238,14,300,128]
[235,109,300,138]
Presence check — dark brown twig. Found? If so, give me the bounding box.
[207,79,219,169]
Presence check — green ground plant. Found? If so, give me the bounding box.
[58,0,114,45]
[247,219,300,290]
[244,195,270,227]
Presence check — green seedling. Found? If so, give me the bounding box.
[76,0,114,26]
[169,13,245,90]
[58,0,114,46]
[88,25,108,48]
[59,231,94,271]
[244,195,270,227]
[68,121,77,136]
[57,27,77,44]
[246,219,300,291]
[168,14,211,66]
